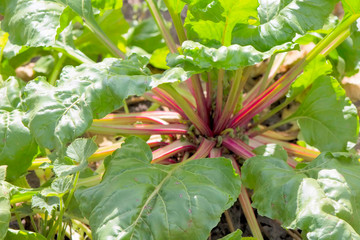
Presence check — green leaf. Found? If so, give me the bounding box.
[53,138,98,177]
[288,76,359,151]
[242,152,360,239]
[0,110,38,181]
[75,136,241,239]
[167,40,295,73]
[252,144,288,161]
[232,0,338,51]
[219,229,243,240]
[184,0,259,46]
[0,182,10,240]
[33,56,55,76]
[0,77,26,111]
[75,9,129,60]
[1,0,65,47]
[22,78,93,150]
[127,18,166,53]
[0,167,6,181]
[91,0,123,10]
[31,194,59,214]
[51,175,73,194]
[341,0,360,17]
[287,54,333,100]
[5,229,47,240]
[149,47,170,69]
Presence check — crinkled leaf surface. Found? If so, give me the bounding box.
[242,152,360,239]
[22,78,93,150]
[1,0,65,47]
[31,194,59,214]
[288,76,359,151]
[2,0,109,51]
[5,229,47,240]
[53,138,98,176]
[252,143,288,161]
[75,137,241,240]
[167,40,295,73]
[0,77,25,111]
[0,182,10,240]
[0,110,38,181]
[184,0,259,46]
[232,0,338,51]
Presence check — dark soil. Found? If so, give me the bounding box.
[211,199,297,240]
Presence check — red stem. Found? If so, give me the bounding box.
[229,60,305,129]
[187,138,216,160]
[89,123,188,135]
[222,137,255,159]
[152,88,188,119]
[191,75,209,125]
[152,140,196,163]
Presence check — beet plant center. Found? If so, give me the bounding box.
[0,0,360,239]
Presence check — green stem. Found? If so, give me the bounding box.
[146,0,177,53]
[163,0,187,44]
[306,14,359,62]
[30,215,38,233]
[49,54,66,86]
[15,212,25,230]
[214,68,243,134]
[123,99,129,114]
[159,84,212,136]
[258,54,276,93]
[85,22,125,59]
[47,197,64,240]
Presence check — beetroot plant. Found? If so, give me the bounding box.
[0,0,360,239]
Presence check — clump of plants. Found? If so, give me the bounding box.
[0,0,360,239]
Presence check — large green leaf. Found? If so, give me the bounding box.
[75,9,129,60]
[232,0,338,51]
[0,77,25,111]
[22,78,93,150]
[341,0,360,17]
[287,76,359,151]
[5,229,47,240]
[1,0,113,53]
[0,182,10,240]
[126,18,166,53]
[184,0,259,46]
[1,0,65,47]
[242,152,360,239]
[167,40,295,73]
[0,78,38,181]
[0,110,38,181]
[75,137,241,240]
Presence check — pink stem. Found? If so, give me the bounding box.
[152,140,196,163]
[187,138,216,160]
[229,60,305,129]
[89,123,188,135]
[222,137,255,159]
[209,148,222,158]
[96,111,182,124]
[152,88,188,119]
